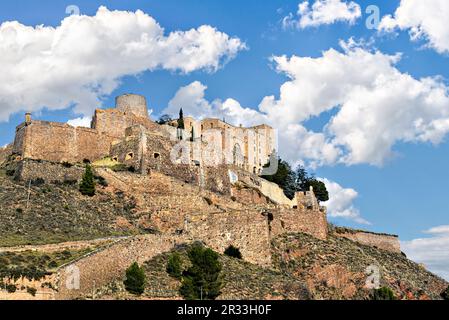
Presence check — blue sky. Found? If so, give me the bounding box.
[0,1,448,278]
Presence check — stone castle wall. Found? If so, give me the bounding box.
[13,121,113,164]
[334,229,401,253]
[186,210,272,267]
[272,208,328,241]
[56,235,188,299]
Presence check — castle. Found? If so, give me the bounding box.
[1,93,404,299]
[12,94,276,176]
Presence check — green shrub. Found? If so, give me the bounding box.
[442,286,449,300]
[124,262,146,295]
[224,245,242,259]
[79,164,95,197]
[166,253,183,279]
[111,164,127,172]
[372,287,397,300]
[6,284,16,293]
[94,175,108,187]
[179,244,222,300]
[27,287,37,296]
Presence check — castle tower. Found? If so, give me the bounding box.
[25,112,32,123]
[115,94,148,119]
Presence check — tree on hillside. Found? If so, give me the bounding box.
[261,157,297,200]
[179,244,222,300]
[157,114,172,125]
[442,286,449,300]
[303,179,329,202]
[124,262,146,295]
[261,159,329,202]
[167,252,183,279]
[224,245,242,259]
[177,108,185,140]
[371,287,397,300]
[295,165,311,191]
[79,164,95,197]
[190,126,195,142]
[178,108,185,130]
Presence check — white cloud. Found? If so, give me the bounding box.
[0,6,246,122]
[283,0,361,29]
[67,116,92,128]
[164,38,449,169]
[379,0,449,54]
[319,178,370,224]
[163,81,267,127]
[260,40,449,166]
[402,226,449,281]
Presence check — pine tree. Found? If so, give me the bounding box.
[167,252,183,279]
[179,244,222,300]
[124,262,146,295]
[79,164,95,197]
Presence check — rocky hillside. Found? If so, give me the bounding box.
[0,168,139,247]
[87,234,447,300]
[272,232,448,300]
[87,244,312,300]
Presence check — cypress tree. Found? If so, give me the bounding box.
[79,164,95,197]
[178,108,185,130]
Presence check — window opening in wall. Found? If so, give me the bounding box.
[125,152,134,160]
[154,153,160,159]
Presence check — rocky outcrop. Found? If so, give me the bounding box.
[272,233,447,300]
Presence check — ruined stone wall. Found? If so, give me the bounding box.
[271,208,328,241]
[186,211,272,267]
[334,229,401,253]
[56,235,189,300]
[15,159,85,183]
[13,121,113,164]
[0,144,12,166]
[92,109,160,139]
[231,185,270,205]
[0,275,56,300]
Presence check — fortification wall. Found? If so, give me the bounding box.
[334,229,401,253]
[186,211,272,267]
[15,159,85,183]
[271,207,328,241]
[13,121,113,164]
[0,144,12,165]
[92,109,160,139]
[56,235,188,300]
[0,275,56,300]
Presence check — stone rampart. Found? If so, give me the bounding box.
[334,228,401,253]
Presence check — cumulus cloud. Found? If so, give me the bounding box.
[163,81,267,127]
[261,40,449,166]
[0,6,246,122]
[67,116,92,128]
[402,226,449,281]
[319,178,370,224]
[379,0,449,54]
[165,37,449,168]
[283,0,361,29]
